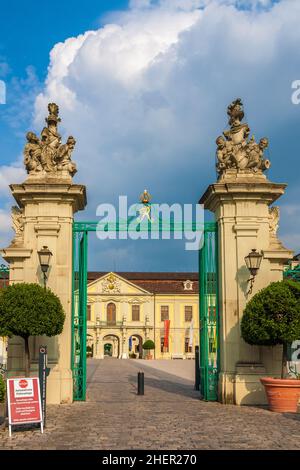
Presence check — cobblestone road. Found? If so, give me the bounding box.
[1,358,300,450]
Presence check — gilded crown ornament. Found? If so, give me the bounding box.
[216,98,270,177]
[23,103,77,179]
[138,190,153,222]
[139,189,152,205]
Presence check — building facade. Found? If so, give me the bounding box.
[86,272,199,360]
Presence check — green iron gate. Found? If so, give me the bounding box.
[284,263,300,282]
[199,223,219,401]
[72,231,88,401]
[0,263,9,281]
[71,216,219,402]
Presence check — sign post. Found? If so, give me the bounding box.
[38,346,50,427]
[7,377,43,437]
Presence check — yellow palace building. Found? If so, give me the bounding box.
[86,272,199,360]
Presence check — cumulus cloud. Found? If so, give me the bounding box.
[0,164,26,195]
[31,0,300,267]
[0,163,25,253]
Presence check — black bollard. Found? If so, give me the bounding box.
[137,372,144,395]
[195,345,200,391]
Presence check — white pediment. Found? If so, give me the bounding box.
[88,272,151,296]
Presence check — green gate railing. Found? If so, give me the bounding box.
[72,215,218,402]
[284,263,300,282]
[0,263,9,278]
[199,223,219,401]
[71,231,88,401]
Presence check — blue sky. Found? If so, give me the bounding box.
[0,0,299,272]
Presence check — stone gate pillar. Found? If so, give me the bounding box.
[199,99,293,405]
[1,103,87,404]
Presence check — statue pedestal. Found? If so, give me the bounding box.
[200,173,293,404]
[1,180,86,404]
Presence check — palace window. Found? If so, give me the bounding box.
[132,304,140,322]
[185,337,192,353]
[87,305,91,322]
[107,302,116,326]
[160,336,169,353]
[185,306,193,322]
[161,305,169,321]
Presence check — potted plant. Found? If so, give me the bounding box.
[142,339,155,360]
[241,279,300,412]
[0,374,5,425]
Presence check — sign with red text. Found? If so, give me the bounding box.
[7,378,43,436]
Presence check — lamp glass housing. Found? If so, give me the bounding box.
[38,246,52,273]
[245,249,263,277]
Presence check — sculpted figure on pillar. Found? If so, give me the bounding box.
[269,206,280,236]
[216,98,271,176]
[23,103,77,179]
[11,206,24,246]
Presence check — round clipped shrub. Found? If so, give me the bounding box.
[0,283,65,376]
[241,280,300,378]
[142,339,155,350]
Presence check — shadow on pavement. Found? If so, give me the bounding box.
[127,374,200,400]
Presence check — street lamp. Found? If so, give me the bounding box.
[244,249,263,295]
[38,246,52,289]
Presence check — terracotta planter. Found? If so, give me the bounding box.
[260,377,300,413]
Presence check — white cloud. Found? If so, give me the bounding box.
[0,164,25,255]
[0,208,13,251]
[31,0,300,264]
[0,164,26,195]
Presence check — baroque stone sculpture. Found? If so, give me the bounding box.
[23,103,77,179]
[11,206,24,246]
[216,98,270,177]
[269,206,280,236]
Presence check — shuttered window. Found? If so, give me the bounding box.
[161,306,169,321]
[132,305,140,321]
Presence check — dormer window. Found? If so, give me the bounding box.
[183,280,193,291]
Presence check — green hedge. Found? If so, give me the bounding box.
[0,375,5,403]
[241,280,300,346]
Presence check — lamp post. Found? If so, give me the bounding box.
[37,246,52,289]
[244,248,263,295]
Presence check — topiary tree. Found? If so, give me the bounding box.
[142,339,155,359]
[142,339,155,351]
[241,280,300,379]
[0,283,65,377]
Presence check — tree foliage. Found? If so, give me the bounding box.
[142,339,155,350]
[0,283,65,376]
[0,283,65,339]
[241,280,300,347]
[0,375,5,403]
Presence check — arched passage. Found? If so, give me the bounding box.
[103,334,120,358]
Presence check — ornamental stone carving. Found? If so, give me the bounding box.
[101,274,121,294]
[11,206,24,246]
[216,98,270,177]
[23,103,77,179]
[269,206,280,236]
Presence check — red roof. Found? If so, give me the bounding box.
[88,272,199,294]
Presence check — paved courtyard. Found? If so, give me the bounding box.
[1,358,300,450]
